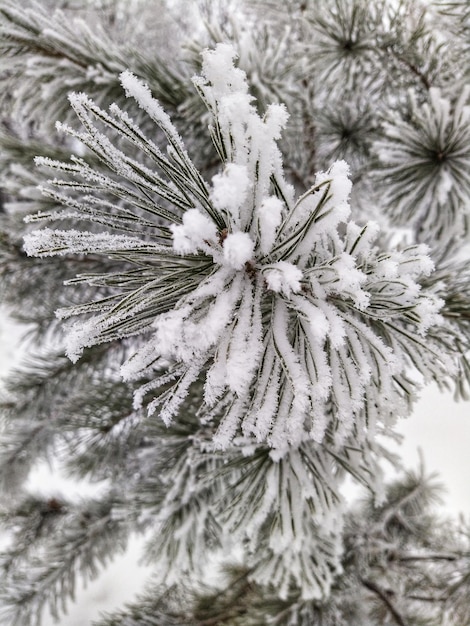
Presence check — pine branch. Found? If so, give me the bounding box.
[0,1,191,131]
[1,1,470,623]
[0,495,132,626]
[360,577,409,626]
[0,346,122,492]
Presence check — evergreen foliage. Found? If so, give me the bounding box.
[1,0,470,624]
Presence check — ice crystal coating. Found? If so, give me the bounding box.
[24,44,450,453]
[374,87,470,242]
[211,163,251,222]
[170,208,218,255]
[221,232,254,269]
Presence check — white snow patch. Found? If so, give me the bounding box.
[263,261,303,297]
[258,196,283,254]
[170,208,218,255]
[211,164,251,225]
[223,232,254,269]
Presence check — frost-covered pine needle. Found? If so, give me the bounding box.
[24,44,453,455]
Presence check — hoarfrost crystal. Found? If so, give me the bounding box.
[24,44,450,454]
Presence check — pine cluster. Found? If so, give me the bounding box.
[1,1,470,625]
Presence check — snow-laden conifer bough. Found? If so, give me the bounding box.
[24,43,447,449]
[23,43,454,599]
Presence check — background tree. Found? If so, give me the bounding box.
[1,1,470,624]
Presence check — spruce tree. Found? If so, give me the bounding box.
[1,1,470,624]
